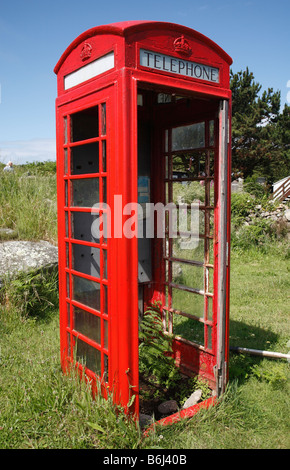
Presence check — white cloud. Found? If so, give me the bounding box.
[0,138,56,165]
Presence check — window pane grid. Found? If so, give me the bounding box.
[62,102,109,382]
[163,119,215,352]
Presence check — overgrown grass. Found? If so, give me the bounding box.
[0,249,289,449]
[0,165,57,243]
[0,163,289,448]
[0,312,143,449]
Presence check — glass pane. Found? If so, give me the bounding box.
[72,243,100,278]
[172,288,204,319]
[172,153,198,178]
[165,129,168,153]
[73,306,101,344]
[72,274,100,311]
[75,337,101,375]
[67,302,70,327]
[207,153,214,178]
[209,210,214,234]
[173,312,204,345]
[102,178,107,204]
[209,120,215,147]
[175,206,201,235]
[172,122,205,151]
[165,182,169,205]
[65,181,68,206]
[71,212,100,243]
[103,285,108,314]
[101,103,106,136]
[65,211,69,237]
[210,180,215,205]
[71,106,99,142]
[172,262,204,291]
[104,319,108,349]
[64,148,68,175]
[173,237,204,262]
[71,143,99,175]
[65,242,69,267]
[104,354,109,381]
[208,238,214,265]
[102,140,107,172]
[198,210,205,235]
[64,117,68,144]
[206,267,214,294]
[103,250,107,279]
[173,181,205,205]
[207,295,213,321]
[66,273,70,298]
[90,212,108,243]
[71,178,99,207]
[207,326,212,350]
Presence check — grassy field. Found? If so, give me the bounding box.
[0,163,57,243]
[0,164,289,449]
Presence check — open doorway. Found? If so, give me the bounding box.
[137,87,222,419]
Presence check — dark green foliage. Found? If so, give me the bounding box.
[230,67,290,182]
[231,192,257,218]
[139,306,180,389]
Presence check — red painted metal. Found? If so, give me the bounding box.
[144,396,217,436]
[55,20,232,424]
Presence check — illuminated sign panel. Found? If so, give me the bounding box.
[64,51,114,90]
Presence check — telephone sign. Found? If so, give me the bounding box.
[140,49,220,82]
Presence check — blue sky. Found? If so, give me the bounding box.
[0,0,289,164]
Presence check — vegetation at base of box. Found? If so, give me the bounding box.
[139,305,179,389]
[138,304,211,411]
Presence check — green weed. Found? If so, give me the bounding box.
[0,168,57,243]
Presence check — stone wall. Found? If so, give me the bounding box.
[244,204,290,238]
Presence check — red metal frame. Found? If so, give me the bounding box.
[55,21,232,423]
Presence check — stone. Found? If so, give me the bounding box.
[182,389,203,409]
[157,400,178,415]
[0,240,58,283]
[285,209,290,222]
[0,228,18,240]
[139,413,153,428]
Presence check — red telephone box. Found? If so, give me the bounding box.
[54,21,232,424]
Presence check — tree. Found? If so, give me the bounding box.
[230,67,289,183]
[272,103,290,179]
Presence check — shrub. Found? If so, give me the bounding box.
[231,192,256,218]
[231,219,275,250]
